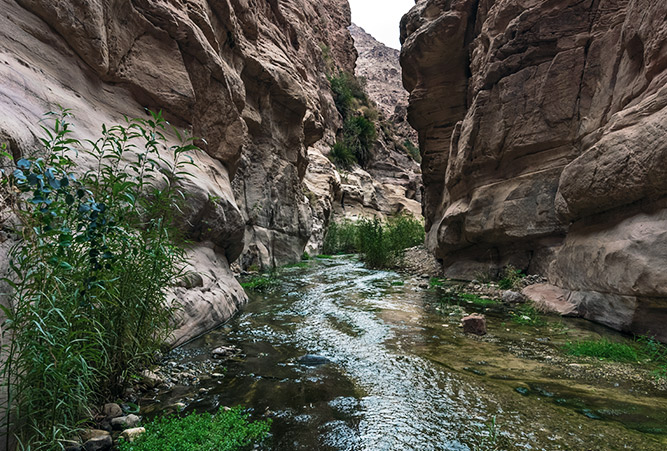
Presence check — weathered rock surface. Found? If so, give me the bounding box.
[349,24,416,143]
[401,0,667,340]
[331,23,423,222]
[0,0,355,345]
[462,313,487,335]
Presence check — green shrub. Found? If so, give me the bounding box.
[1,109,195,448]
[403,140,421,163]
[322,214,424,268]
[343,115,376,167]
[328,72,368,116]
[329,141,355,169]
[301,251,310,260]
[118,406,271,451]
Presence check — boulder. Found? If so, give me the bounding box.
[120,427,146,443]
[101,403,123,420]
[82,435,112,451]
[462,314,487,336]
[111,414,141,430]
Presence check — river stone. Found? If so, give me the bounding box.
[462,314,487,335]
[111,414,141,430]
[79,430,110,443]
[502,290,525,304]
[121,427,146,443]
[297,354,330,366]
[212,345,240,359]
[102,402,123,420]
[82,435,112,451]
[140,369,163,388]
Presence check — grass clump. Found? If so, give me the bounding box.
[301,251,310,260]
[1,109,196,449]
[460,293,498,307]
[118,406,271,451]
[498,265,525,290]
[240,272,278,292]
[563,336,667,376]
[563,339,640,362]
[327,71,377,169]
[322,214,424,269]
[511,304,546,326]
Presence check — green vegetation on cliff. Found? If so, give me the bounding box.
[327,71,377,169]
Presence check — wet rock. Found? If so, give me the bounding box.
[102,402,123,420]
[462,314,487,335]
[522,284,578,316]
[212,345,241,359]
[297,354,330,366]
[111,414,141,430]
[502,290,525,304]
[140,369,163,388]
[82,435,112,451]
[79,430,110,443]
[63,441,82,451]
[120,427,146,443]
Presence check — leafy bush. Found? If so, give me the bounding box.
[322,214,424,268]
[118,406,271,451]
[1,109,195,448]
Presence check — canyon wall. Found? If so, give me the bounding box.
[401,0,667,340]
[0,0,354,345]
[335,24,422,221]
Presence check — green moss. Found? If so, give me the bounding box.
[118,406,271,451]
[460,293,498,307]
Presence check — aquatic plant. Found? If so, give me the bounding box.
[510,304,546,326]
[117,406,271,451]
[0,109,195,448]
[240,272,279,292]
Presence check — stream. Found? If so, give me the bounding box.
[143,257,667,450]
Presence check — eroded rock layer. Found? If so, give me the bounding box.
[401,0,667,340]
[0,0,354,344]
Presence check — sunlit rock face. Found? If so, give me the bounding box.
[0,0,354,344]
[400,0,667,340]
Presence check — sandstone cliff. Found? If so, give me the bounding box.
[0,0,354,345]
[401,0,667,340]
[332,24,422,221]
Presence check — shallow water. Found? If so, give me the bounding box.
[144,257,667,450]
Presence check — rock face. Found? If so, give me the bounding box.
[0,0,354,345]
[401,0,667,340]
[332,23,423,222]
[349,24,416,143]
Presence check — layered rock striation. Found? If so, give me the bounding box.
[0,0,354,344]
[401,0,667,340]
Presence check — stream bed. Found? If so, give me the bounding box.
[142,257,667,450]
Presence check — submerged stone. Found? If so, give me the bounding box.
[297,354,330,366]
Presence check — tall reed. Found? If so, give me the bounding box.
[0,109,197,449]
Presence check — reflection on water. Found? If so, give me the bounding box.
[144,258,667,450]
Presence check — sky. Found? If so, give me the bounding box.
[348,0,415,49]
